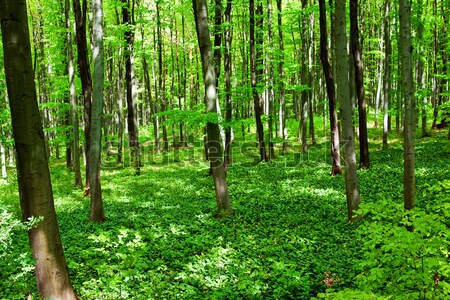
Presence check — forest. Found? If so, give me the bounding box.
[0,0,450,298]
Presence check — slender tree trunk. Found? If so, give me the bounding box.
[73,0,92,192]
[383,0,391,149]
[267,0,275,159]
[308,5,316,145]
[300,0,308,153]
[156,0,169,153]
[276,0,287,152]
[0,136,6,183]
[350,0,370,169]
[65,0,82,187]
[250,0,267,162]
[224,0,233,169]
[318,0,342,175]
[122,0,140,173]
[1,1,78,297]
[193,0,233,217]
[117,46,124,163]
[89,0,106,222]
[399,0,415,213]
[416,0,427,138]
[335,0,360,222]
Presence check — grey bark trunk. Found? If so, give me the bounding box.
[399,0,416,213]
[276,0,287,152]
[193,0,233,217]
[65,0,82,187]
[89,0,106,222]
[1,0,78,297]
[318,0,342,175]
[382,0,391,149]
[335,0,360,222]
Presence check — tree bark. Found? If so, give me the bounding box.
[224,0,233,169]
[156,0,169,153]
[276,0,287,152]
[0,0,78,297]
[382,0,391,149]
[399,0,415,213]
[64,0,82,188]
[193,0,233,217]
[267,0,276,159]
[73,0,92,191]
[318,0,342,175]
[122,0,140,173]
[350,0,370,169]
[89,0,106,222]
[250,0,267,162]
[335,0,360,222]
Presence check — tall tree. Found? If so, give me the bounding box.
[335,0,360,222]
[65,0,82,187]
[73,0,92,191]
[399,0,415,212]
[89,0,106,222]
[266,0,275,159]
[250,0,267,162]
[350,0,370,169]
[276,0,287,152]
[223,0,233,169]
[382,0,391,149]
[300,0,308,153]
[156,0,169,153]
[0,0,78,297]
[122,0,140,173]
[193,0,233,217]
[318,0,342,175]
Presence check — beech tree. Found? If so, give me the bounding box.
[0,0,77,297]
[335,0,360,222]
[350,0,370,169]
[122,0,140,173]
[193,0,233,217]
[65,0,82,187]
[399,0,416,212]
[318,0,342,175]
[89,0,106,222]
[73,0,93,191]
[250,0,267,162]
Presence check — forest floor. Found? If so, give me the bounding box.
[1,123,450,299]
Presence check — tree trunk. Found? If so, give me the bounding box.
[89,0,106,222]
[122,0,140,173]
[193,0,233,217]
[308,6,316,145]
[335,0,360,222]
[73,0,92,191]
[1,1,78,297]
[300,0,308,153]
[382,0,391,149]
[350,0,370,169]
[318,0,342,175]
[224,0,233,169]
[276,0,287,152]
[250,0,267,162]
[416,0,427,138]
[156,0,169,153]
[65,0,82,187]
[399,0,415,213]
[267,0,275,159]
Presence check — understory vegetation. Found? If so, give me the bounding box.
[1,123,450,299]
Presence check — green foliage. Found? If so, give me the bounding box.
[0,211,42,299]
[323,198,450,299]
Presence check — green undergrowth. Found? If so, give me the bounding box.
[1,126,449,299]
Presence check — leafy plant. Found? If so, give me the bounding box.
[0,211,42,299]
